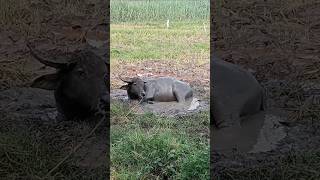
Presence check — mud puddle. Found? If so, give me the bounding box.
[0,87,108,169]
[110,89,209,117]
[212,110,287,154]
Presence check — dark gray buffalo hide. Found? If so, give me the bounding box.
[212,57,265,129]
[120,77,193,103]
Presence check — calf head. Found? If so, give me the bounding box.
[28,44,109,120]
[120,77,146,100]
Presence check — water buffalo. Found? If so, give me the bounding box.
[27,44,109,120]
[120,77,193,103]
[211,57,265,129]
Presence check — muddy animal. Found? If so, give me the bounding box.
[28,44,109,120]
[120,77,193,103]
[211,57,265,129]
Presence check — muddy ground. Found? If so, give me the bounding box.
[212,0,320,178]
[110,88,209,117]
[0,0,109,178]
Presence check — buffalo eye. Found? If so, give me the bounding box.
[76,68,86,78]
[133,83,137,85]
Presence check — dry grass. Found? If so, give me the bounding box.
[213,0,320,119]
[213,0,320,82]
[0,0,108,90]
[0,0,105,36]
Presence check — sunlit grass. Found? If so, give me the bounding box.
[111,22,209,64]
[111,0,209,23]
[110,102,209,179]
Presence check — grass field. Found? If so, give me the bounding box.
[111,22,209,63]
[111,103,209,179]
[110,0,210,179]
[111,0,209,23]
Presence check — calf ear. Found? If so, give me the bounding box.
[31,73,61,90]
[120,85,128,90]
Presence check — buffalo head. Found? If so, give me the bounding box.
[120,77,146,100]
[28,44,109,120]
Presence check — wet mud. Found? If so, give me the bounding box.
[212,111,286,154]
[110,89,209,117]
[0,87,108,169]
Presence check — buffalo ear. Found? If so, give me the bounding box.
[31,73,61,90]
[120,85,129,90]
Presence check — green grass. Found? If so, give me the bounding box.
[110,0,210,63]
[111,102,209,179]
[111,0,210,23]
[111,22,209,63]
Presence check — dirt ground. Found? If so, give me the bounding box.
[211,0,320,178]
[0,0,109,178]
